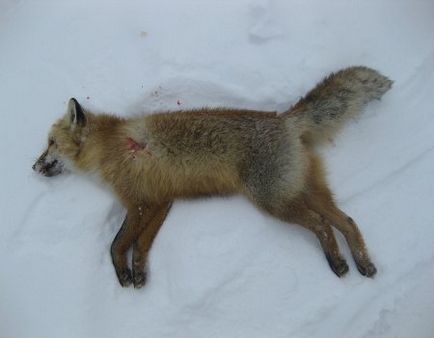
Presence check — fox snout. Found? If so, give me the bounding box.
[32,150,64,177]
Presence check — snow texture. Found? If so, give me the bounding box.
[1,1,434,337]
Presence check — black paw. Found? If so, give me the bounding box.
[133,269,147,289]
[326,254,349,277]
[116,268,133,287]
[356,261,377,278]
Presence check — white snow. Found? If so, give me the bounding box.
[1,0,434,337]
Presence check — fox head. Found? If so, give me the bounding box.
[33,98,88,177]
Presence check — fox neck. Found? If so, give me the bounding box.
[72,114,125,174]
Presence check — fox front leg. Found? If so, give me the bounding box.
[110,204,161,287]
[131,202,172,288]
[110,216,136,287]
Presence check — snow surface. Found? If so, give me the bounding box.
[1,1,434,337]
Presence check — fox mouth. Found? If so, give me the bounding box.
[32,159,64,177]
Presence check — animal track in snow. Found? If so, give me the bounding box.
[247,0,282,44]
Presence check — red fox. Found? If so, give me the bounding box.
[33,66,392,288]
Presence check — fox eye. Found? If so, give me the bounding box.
[48,139,55,146]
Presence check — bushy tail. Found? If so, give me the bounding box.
[284,66,392,144]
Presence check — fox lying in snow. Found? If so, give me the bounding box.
[33,66,392,288]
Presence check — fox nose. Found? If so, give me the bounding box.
[32,162,38,171]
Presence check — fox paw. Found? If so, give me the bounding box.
[356,261,377,278]
[116,268,133,287]
[133,270,147,289]
[326,254,349,277]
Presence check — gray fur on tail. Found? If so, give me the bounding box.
[285,66,392,144]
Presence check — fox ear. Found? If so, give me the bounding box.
[67,98,86,128]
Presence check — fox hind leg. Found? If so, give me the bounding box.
[284,200,349,277]
[259,197,349,277]
[308,199,377,277]
[300,153,377,277]
[303,161,377,277]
